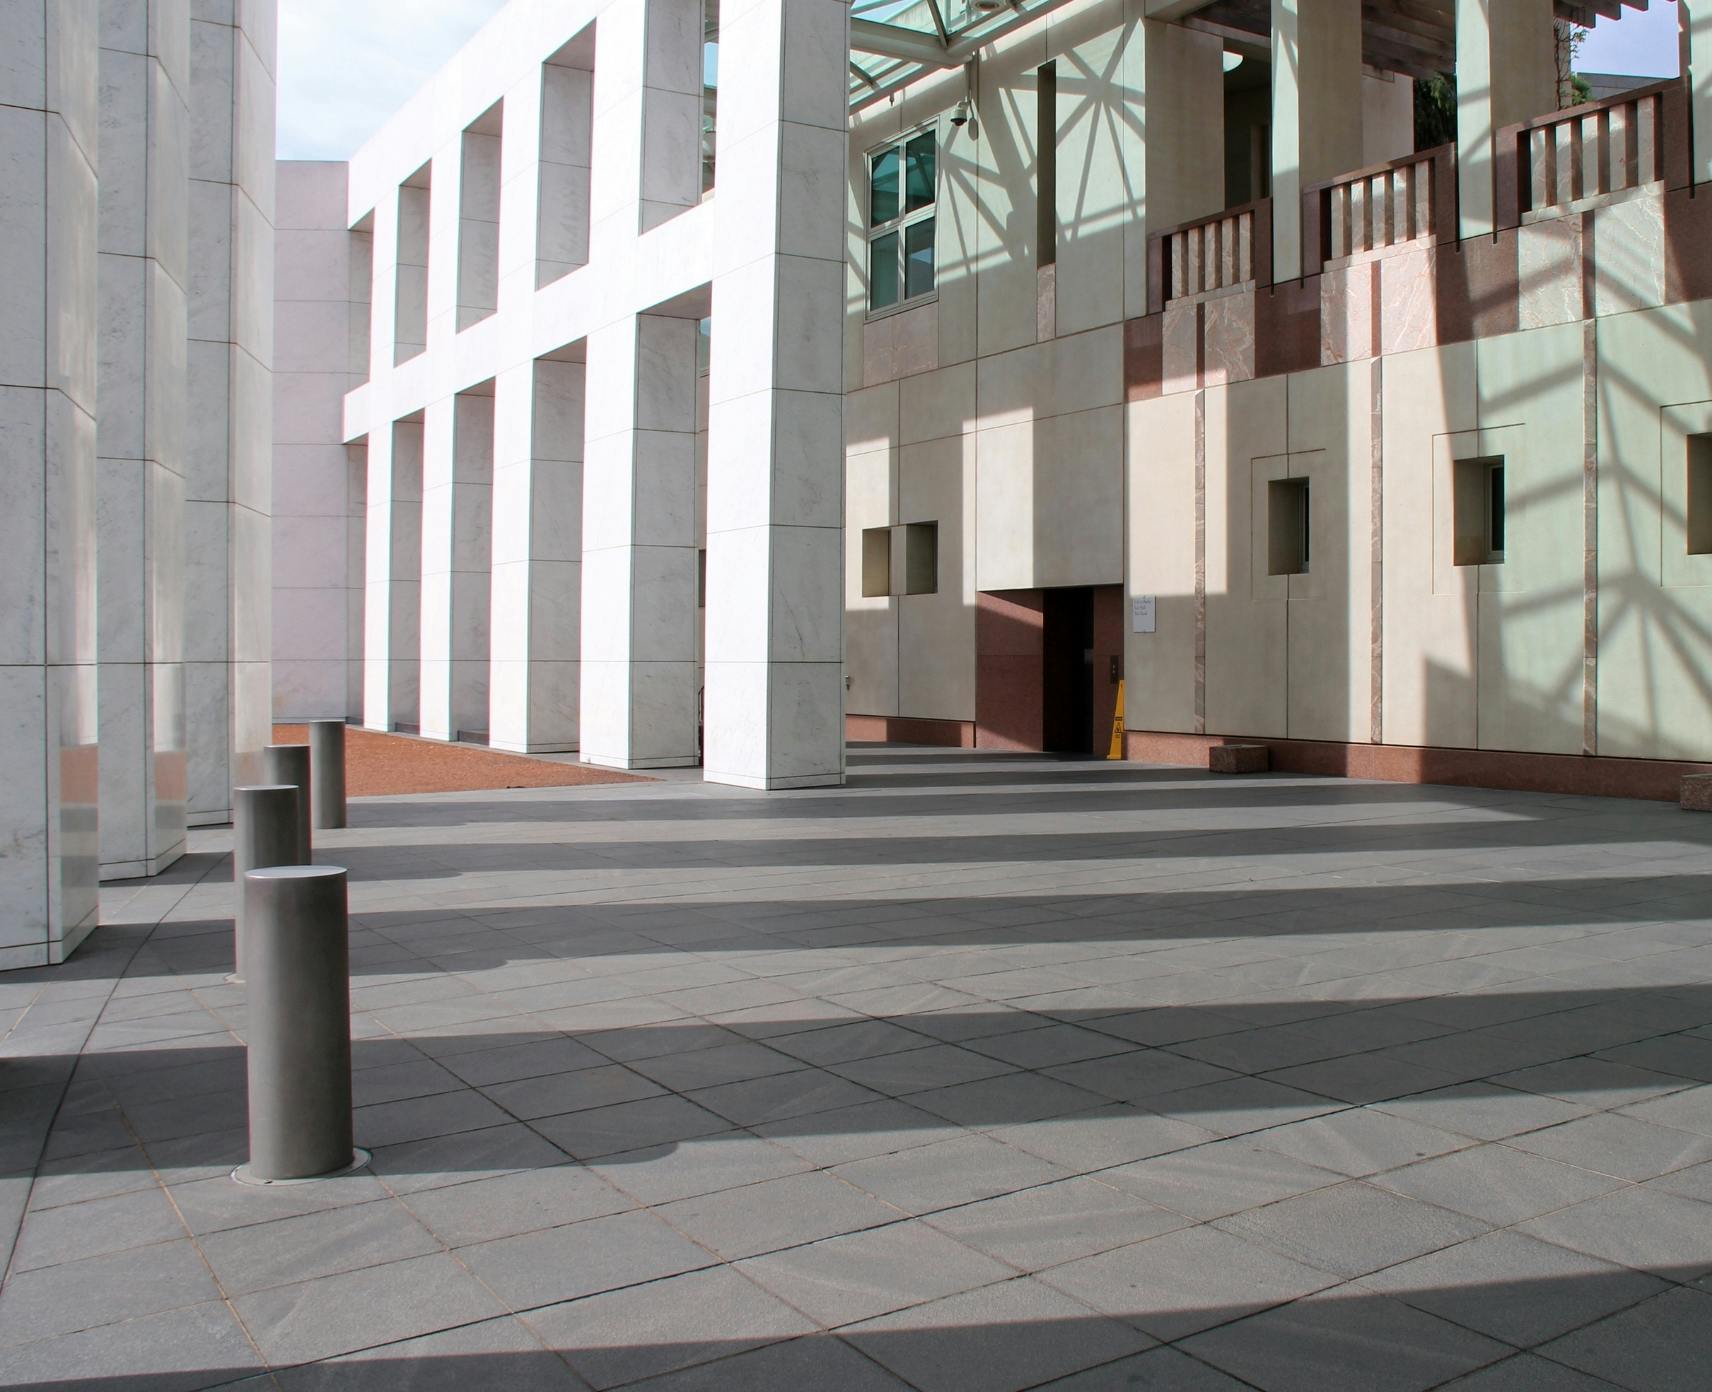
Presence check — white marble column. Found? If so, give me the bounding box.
[702,0,847,789]
[96,0,189,879]
[185,0,276,822]
[580,314,700,769]
[490,356,584,752]
[419,391,494,741]
[362,417,422,731]
[1270,0,1364,282]
[1456,0,1555,238]
[0,4,101,966]
[1684,1,1712,187]
[272,162,362,722]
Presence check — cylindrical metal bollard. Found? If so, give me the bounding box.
[261,743,312,863]
[237,865,366,1184]
[307,720,347,830]
[230,784,303,983]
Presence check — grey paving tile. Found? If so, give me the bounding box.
[1357,1229,1667,1347]
[685,1070,885,1128]
[0,1238,220,1347]
[233,1250,509,1366]
[0,1299,263,1392]
[1099,1136,1345,1220]
[1034,1345,1258,1390]
[1617,1083,1712,1137]
[844,1276,1154,1392]
[1515,1186,1712,1280]
[459,1208,717,1310]
[1370,1142,1628,1226]
[985,1104,1218,1174]
[616,1334,909,1391]
[753,1098,964,1166]
[1538,1286,1712,1392]
[1213,1180,1490,1279]
[1182,1289,1511,1392]
[167,1169,393,1236]
[589,1131,812,1205]
[628,1041,805,1092]
[1433,1354,1620,1391]
[1038,1225,1341,1340]
[767,1019,937,1067]
[524,1266,815,1389]
[367,1120,571,1193]
[197,1198,443,1295]
[274,1317,588,1391]
[829,1042,1017,1095]
[923,1176,1190,1269]
[736,1220,1014,1327]
[1043,1049,1240,1103]
[530,1095,733,1160]
[353,1088,515,1148]
[9,1182,185,1271]
[401,1163,635,1247]
[831,1132,1070,1214]
[1646,1158,1712,1203]
[1504,1112,1712,1181]
[1491,1057,1698,1110]
[481,1064,665,1120]
[654,1170,905,1260]
[1252,1105,1475,1178]
[437,1035,610,1086]
[1369,1081,1595,1141]
[1132,1076,1341,1137]
[909,1071,1113,1128]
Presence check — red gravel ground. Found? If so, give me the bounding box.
[272,725,646,797]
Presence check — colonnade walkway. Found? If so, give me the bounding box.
[4,747,1712,1389]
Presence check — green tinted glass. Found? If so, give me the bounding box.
[904,131,935,212]
[904,217,935,298]
[870,230,900,308]
[870,146,900,226]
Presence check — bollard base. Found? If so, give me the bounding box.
[232,1147,371,1187]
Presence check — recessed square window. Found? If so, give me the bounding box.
[900,522,938,595]
[1454,455,1505,566]
[1268,477,1310,577]
[1689,434,1712,556]
[861,526,892,598]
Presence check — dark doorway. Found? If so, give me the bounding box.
[1043,587,1095,754]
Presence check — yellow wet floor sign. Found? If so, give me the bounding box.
[1108,678,1125,760]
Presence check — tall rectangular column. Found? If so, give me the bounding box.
[184,0,275,822]
[1271,0,1364,282]
[490,356,584,752]
[96,0,189,879]
[0,4,101,965]
[702,0,848,789]
[419,391,493,741]
[1685,1,1712,186]
[580,315,699,769]
[1456,0,1555,238]
[362,417,422,731]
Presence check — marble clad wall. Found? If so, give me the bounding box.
[273,161,364,722]
[97,0,190,881]
[0,5,101,967]
[185,0,276,825]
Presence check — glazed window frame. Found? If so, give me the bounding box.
[867,125,938,317]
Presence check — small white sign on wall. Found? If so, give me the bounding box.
[1131,595,1157,634]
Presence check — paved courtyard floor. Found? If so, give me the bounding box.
[5,746,1712,1390]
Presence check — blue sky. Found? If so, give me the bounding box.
[275,0,1682,161]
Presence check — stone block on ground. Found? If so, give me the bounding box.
[1210,743,1270,775]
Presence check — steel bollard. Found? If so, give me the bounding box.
[261,743,312,863]
[235,865,368,1184]
[230,784,303,983]
[307,720,347,830]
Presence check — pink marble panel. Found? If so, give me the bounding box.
[1202,290,1255,387]
[1379,247,1437,355]
[1321,263,1375,365]
[1517,216,1583,328]
[1162,300,1199,395]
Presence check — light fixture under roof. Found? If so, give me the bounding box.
[1223,51,1243,73]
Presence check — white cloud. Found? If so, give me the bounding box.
[277,0,510,160]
